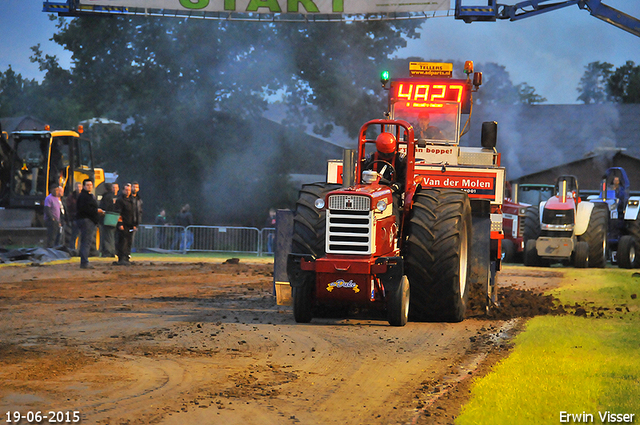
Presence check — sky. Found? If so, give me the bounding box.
[0,0,638,104]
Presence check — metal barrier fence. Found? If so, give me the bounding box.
[132,225,275,256]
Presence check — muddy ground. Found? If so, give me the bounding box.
[0,260,563,425]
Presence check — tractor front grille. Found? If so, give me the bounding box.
[328,194,370,211]
[326,195,372,255]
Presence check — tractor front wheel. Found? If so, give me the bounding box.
[387,275,410,327]
[618,235,637,269]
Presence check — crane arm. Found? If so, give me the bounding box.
[455,0,640,38]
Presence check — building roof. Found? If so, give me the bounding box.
[0,116,48,132]
[466,104,640,181]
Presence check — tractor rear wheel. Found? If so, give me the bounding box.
[404,188,472,322]
[290,183,340,322]
[579,203,608,268]
[523,206,540,245]
[627,214,640,264]
[574,241,590,268]
[617,235,637,269]
[291,183,341,257]
[387,275,410,326]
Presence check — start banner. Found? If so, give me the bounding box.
[79,0,451,14]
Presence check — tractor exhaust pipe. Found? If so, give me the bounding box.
[342,149,356,188]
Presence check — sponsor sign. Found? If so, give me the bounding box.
[409,62,453,77]
[327,279,360,293]
[79,0,451,14]
[415,145,458,165]
[417,168,500,200]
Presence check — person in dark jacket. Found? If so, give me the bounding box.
[65,181,82,250]
[115,183,138,265]
[76,179,104,269]
[99,183,117,257]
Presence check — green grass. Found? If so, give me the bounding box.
[456,268,640,425]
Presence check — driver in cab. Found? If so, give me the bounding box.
[362,132,407,192]
[415,112,444,140]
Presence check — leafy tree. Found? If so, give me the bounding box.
[576,61,614,104]
[516,82,547,105]
[0,67,40,118]
[608,60,640,103]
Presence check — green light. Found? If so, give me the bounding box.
[381,70,390,82]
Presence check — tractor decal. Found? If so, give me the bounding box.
[327,279,360,293]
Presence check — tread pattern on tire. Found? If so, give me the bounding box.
[291,183,341,257]
[579,203,608,268]
[617,235,636,269]
[523,206,540,245]
[404,188,471,322]
[574,240,589,268]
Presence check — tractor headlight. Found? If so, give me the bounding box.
[376,199,387,212]
[519,208,527,215]
[314,198,325,209]
[628,200,639,207]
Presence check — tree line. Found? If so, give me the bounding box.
[0,15,636,225]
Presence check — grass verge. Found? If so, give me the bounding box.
[456,268,640,425]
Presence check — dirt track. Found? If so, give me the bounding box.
[0,260,562,425]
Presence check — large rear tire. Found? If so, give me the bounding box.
[574,241,589,268]
[291,183,341,257]
[387,275,410,327]
[523,206,540,245]
[290,183,340,323]
[404,188,472,322]
[618,235,637,269]
[579,203,608,268]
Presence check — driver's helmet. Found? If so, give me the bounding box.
[376,132,396,155]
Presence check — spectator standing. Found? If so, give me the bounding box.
[131,181,143,249]
[76,179,104,269]
[99,183,117,257]
[65,182,82,250]
[44,183,64,248]
[155,209,168,249]
[132,181,143,224]
[265,208,276,254]
[115,183,138,265]
[174,204,194,251]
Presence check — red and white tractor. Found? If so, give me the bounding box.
[523,175,608,268]
[286,61,505,326]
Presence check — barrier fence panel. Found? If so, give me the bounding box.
[261,227,275,256]
[133,225,185,252]
[132,225,275,255]
[186,226,260,255]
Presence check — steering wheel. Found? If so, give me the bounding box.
[369,160,396,185]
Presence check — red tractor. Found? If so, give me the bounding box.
[501,182,554,263]
[286,62,505,325]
